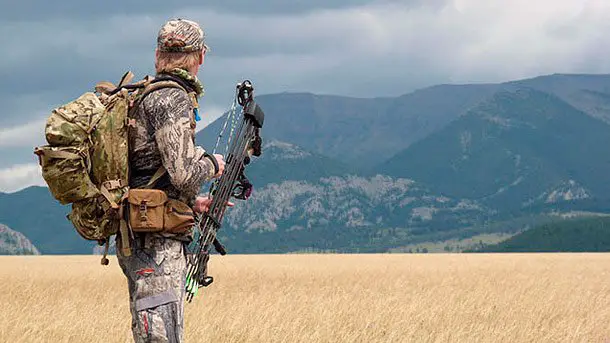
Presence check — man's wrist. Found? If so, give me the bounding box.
[203,152,219,175]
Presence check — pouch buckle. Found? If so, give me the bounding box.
[139,201,148,222]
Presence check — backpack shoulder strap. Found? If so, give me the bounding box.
[95,72,190,105]
[130,77,191,189]
[132,78,188,111]
[141,80,186,98]
[143,166,167,189]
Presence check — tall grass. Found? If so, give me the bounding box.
[0,253,609,342]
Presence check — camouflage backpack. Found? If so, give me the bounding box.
[34,71,185,264]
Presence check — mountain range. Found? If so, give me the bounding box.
[379,88,610,209]
[0,224,40,255]
[3,73,610,254]
[199,73,610,168]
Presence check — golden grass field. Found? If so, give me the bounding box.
[1,253,610,343]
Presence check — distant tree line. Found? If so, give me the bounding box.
[467,217,610,252]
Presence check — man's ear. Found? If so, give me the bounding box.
[154,49,160,69]
[199,50,205,66]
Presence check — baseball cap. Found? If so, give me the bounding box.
[157,18,207,53]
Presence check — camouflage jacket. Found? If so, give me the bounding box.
[128,71,216,206]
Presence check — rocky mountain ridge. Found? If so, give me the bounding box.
[0,224,40,255]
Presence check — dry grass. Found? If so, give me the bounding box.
[1,253,610,343]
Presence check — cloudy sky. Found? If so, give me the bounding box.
[1,0,609,192]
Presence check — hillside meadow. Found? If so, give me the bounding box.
[0,253,609,342]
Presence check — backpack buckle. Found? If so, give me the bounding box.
[125,118,136,128]
[103,179,126,191]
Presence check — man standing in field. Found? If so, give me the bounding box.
[117,18,226,342]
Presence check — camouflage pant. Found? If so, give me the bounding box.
[117,234,188,343]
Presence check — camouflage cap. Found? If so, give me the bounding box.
[157,18,206,53]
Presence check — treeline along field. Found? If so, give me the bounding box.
[472,216,610,253]
[0,254,609,342]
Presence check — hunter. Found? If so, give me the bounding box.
[117,18,225,342]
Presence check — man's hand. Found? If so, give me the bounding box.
[193,195,234,214]
[212,154,225,178]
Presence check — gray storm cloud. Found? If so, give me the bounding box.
[1,0,610,191]
[0,0,439,20]
[2,1,608,103]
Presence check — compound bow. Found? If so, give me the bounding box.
[186,80,264,302]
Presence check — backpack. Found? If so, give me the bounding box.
[34,71,186,264]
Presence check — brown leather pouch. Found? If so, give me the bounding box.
[127,189,167,233]
[164,199,196,234]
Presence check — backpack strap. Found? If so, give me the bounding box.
[134,79,188,108]
[100,240,110,265]
[118,216,132,258]
[128,79,189,189]
[117,71,135,88]
[95,71,143,96]
[144,166,167,189]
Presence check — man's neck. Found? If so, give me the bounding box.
[159,68,204,96]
